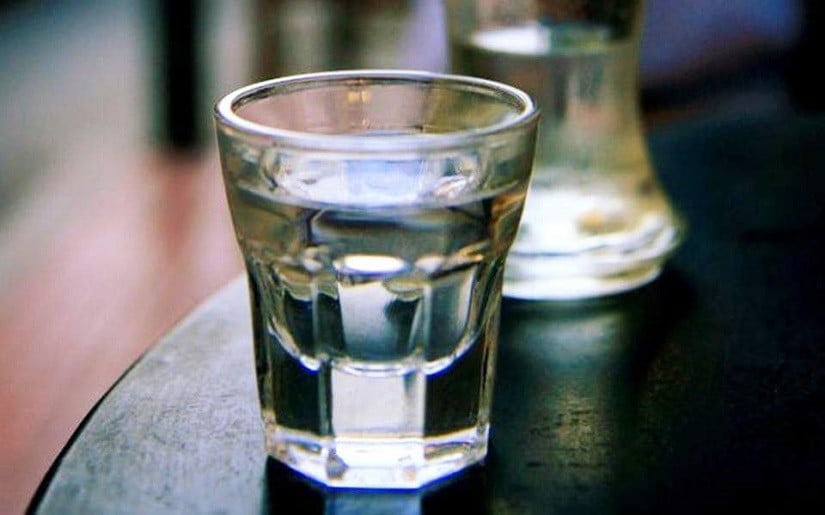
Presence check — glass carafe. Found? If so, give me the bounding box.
[446,0,685,300]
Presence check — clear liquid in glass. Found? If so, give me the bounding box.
[452,24,683,299]
[224,156,525,488]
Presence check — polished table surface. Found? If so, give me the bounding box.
[30,114,825,513]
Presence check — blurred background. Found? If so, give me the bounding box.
[0,0,820,513]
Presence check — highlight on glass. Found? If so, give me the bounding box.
[214,70,539,488]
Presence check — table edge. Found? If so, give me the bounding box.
[26,274,247,514]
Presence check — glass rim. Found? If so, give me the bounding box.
[214,69,539,153]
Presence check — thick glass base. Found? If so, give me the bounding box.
[265,425,489,489]
[503,222,683,300]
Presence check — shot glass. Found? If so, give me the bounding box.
[446,0,685,299]
[214,71,538,488]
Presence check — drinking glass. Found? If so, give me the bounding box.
[446,0,685,299]
[214,70,538,488]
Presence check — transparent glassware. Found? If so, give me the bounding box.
[446,0,685,300]
[214,71,539,488]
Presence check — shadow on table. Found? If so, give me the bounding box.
[492,268,711,513]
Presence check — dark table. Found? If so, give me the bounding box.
[30,114,825,514]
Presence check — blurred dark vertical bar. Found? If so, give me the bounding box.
[156,0,201,150]
[788,0,824,112]
[332,0,360,69]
